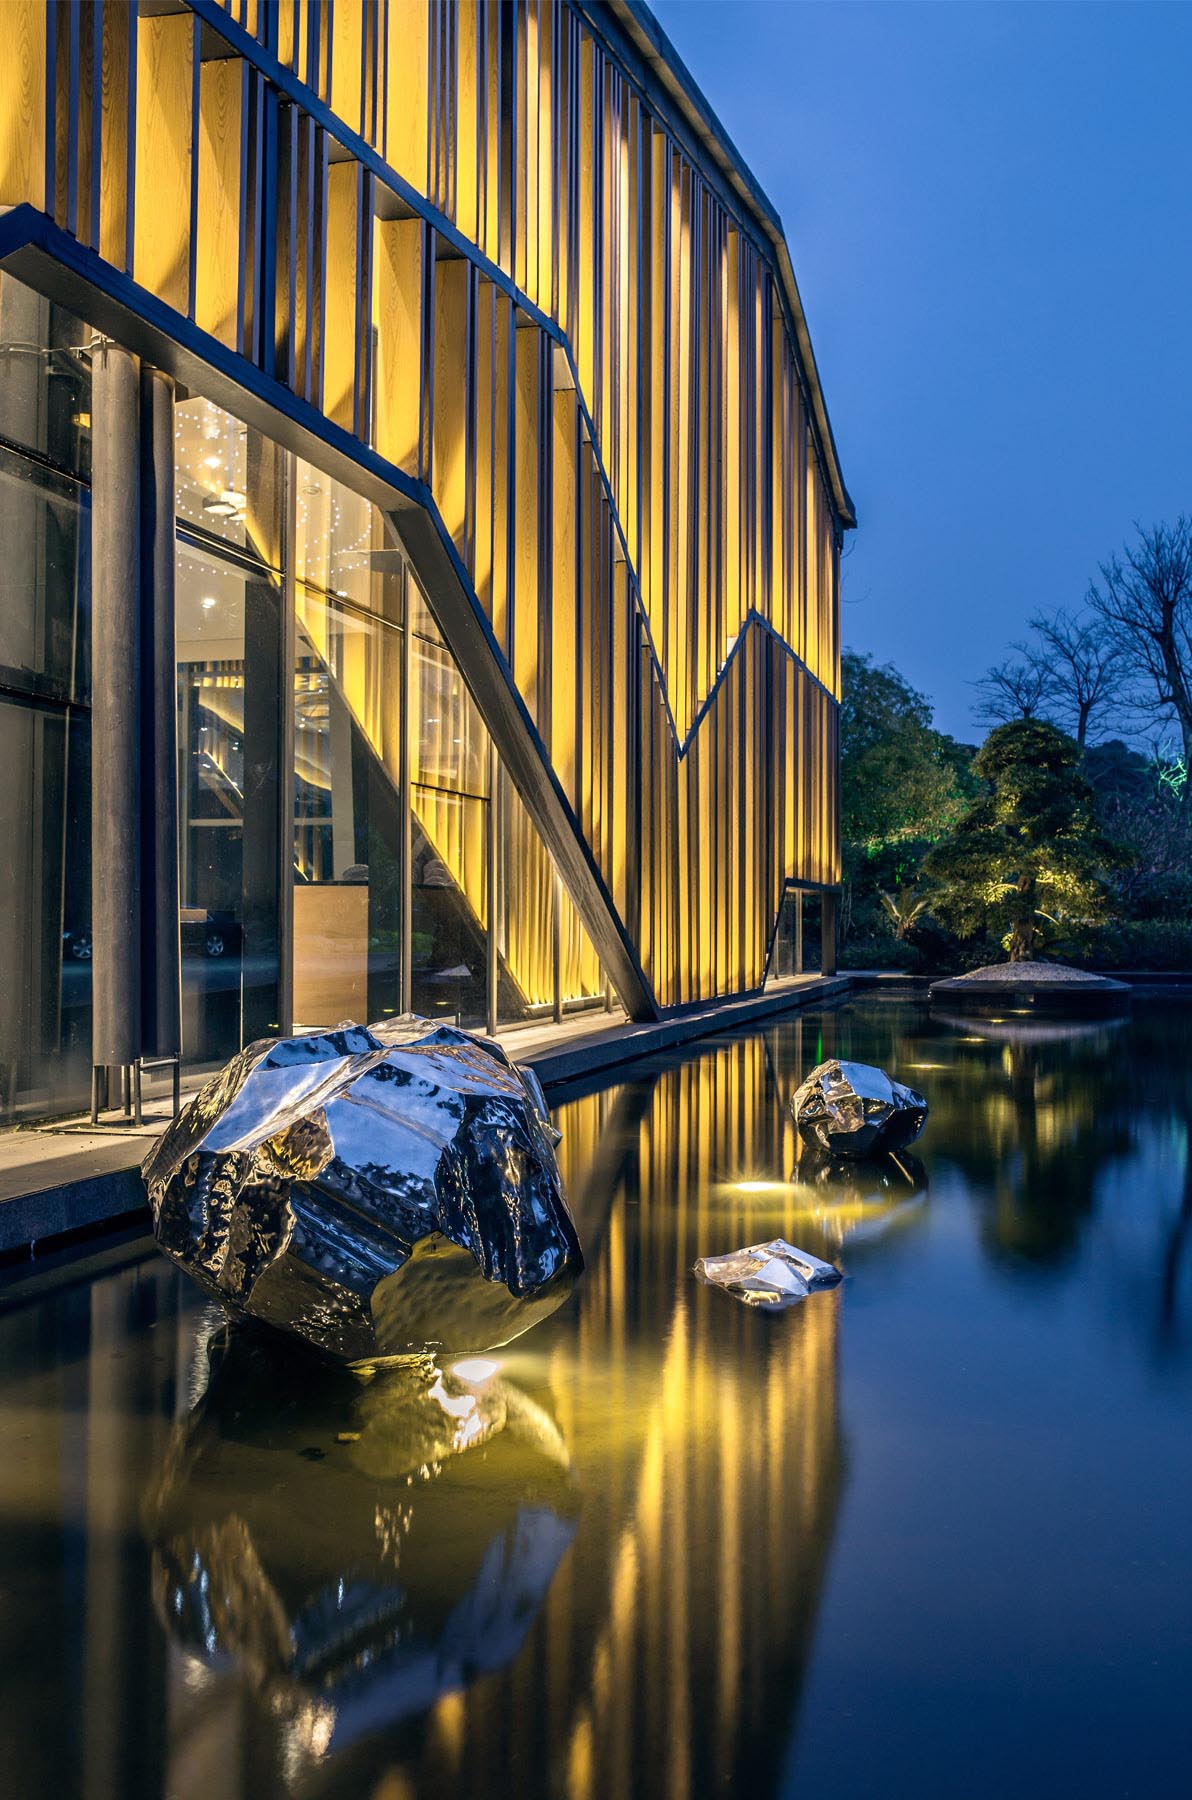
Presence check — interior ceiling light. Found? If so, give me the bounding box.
[203,488,245,519]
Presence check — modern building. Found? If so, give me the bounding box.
[0,0,851,1124]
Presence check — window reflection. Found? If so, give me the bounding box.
[294,456,383,606]
[171,410,611,1051]
[175,522,285,1064]
[174,396,257,559]
[408,584,491,1027]
[0,702,91,1119]
[0,274,93,1121]
[292,582,404,1030]
[0,273,92,480]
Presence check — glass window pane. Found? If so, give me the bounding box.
[411,789,489,1030]
[0,273,92,480]
[174,396,283,569]
[176,538,283,1066]
[0,448,89,701]
[292,585,404,1029]
[410,631,490,798]
[496,773,556,1022]
[0,700,91,1121]
[294,457,404,613]
[496,770,608,1024]
[559,886,606,1010]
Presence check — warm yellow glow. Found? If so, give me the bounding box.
[29,0,845,1016]
[450,1358,500,1386]
[729,1180,801,1197]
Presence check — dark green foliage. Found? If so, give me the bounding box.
[839,653,976,963]
[841,652,974,848]
[924,719,1126,961]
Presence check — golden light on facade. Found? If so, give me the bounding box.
[0,0,848,1020]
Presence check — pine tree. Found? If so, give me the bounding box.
[923,720,1122,961]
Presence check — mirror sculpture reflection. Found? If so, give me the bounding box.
[144,1327,577,1765]
[141,1017,581,1362]
[790,1145,929,1248]
[792,1058,927,1159]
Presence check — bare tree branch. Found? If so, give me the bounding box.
[1089,517,1192,806]
[971,655,1051,728]
[1027,606,1126,747]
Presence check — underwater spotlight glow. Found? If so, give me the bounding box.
[451,1358,501,1385]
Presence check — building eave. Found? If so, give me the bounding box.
[596,0,857,532]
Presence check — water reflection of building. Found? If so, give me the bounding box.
[355,1030,850,1800]
[0,1025,851,1800]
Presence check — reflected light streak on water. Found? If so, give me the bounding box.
[1,999,1191,1799]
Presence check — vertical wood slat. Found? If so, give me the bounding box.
[0,0,49,212]
[195,55,245,349]
[132,9,195,317]
[28,0,844,1015]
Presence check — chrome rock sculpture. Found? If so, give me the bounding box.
[792,1058,927,1159]
[141,1017,581,1363]
[694,1239,841,1309]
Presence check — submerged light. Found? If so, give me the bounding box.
[451,1357,501,1385]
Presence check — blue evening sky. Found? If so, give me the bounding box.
[651,0,1192,743]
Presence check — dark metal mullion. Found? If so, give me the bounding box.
[486,738,498,1034]
[0,678,79,715]
[175,519,279,581]
[278,448,296,1032]
[399,563,412,1013]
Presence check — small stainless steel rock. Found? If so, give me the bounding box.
[141,1016,581,1364]
[694,1238,841,1309]
[791,1058,927,1159]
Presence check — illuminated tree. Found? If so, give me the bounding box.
[923,719,1122,961]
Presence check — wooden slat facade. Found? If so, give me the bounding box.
[0,0,849,1015]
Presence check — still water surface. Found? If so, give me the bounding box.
[2,998,1191,1799]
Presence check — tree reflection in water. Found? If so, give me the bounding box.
[822,998,1192,1355]
[929,1014,1135,1270]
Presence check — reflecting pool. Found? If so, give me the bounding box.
[2,997,1191,1799]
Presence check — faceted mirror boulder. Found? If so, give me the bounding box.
[142,1017,581,1364]
[791,1058,927,1160]
[694,1239,841,1310]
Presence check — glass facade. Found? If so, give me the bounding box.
[0,277,93,1121]
[175,395,288,1065]
[409,589,491,1028]
[0,273,616,1121]
[766,888,822,981]
[291,458,405,1030]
